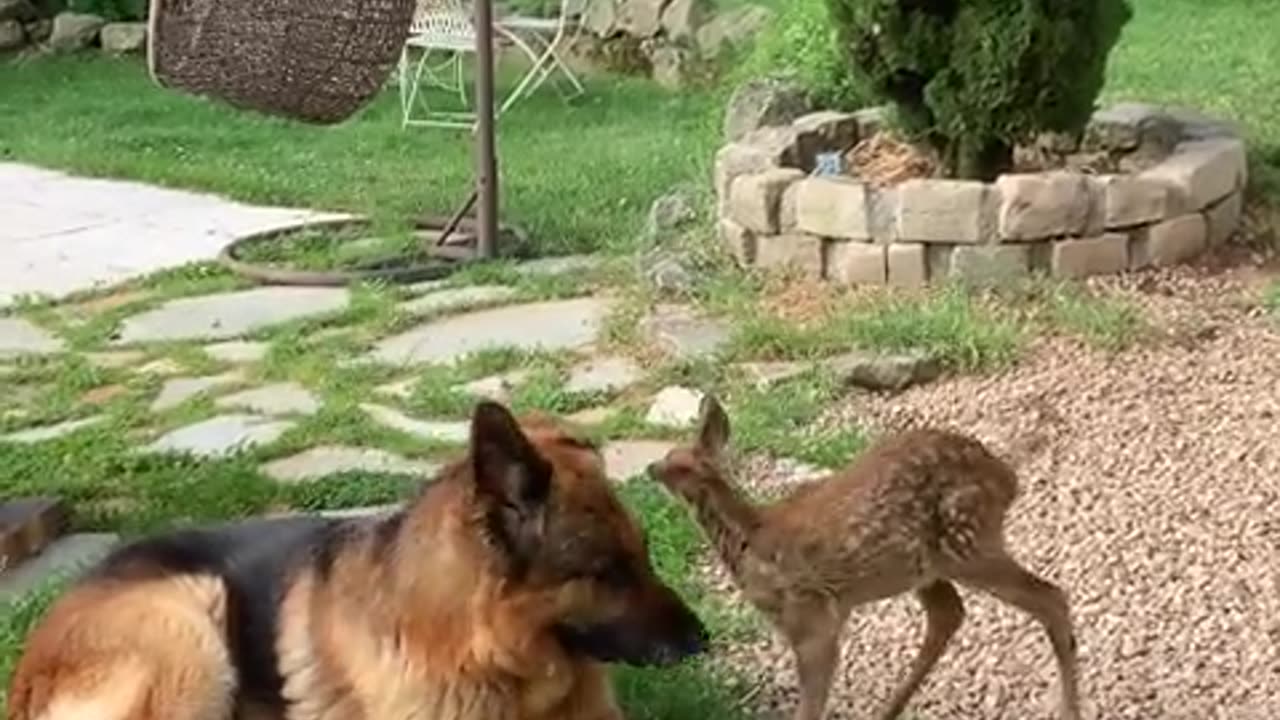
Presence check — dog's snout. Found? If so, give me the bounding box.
[645,461,661,479]
[682,620,709,656]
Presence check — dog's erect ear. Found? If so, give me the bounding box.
[470,401,552,564]
[696,394,730,457]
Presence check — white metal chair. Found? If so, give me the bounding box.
[398,0,481,129]
[497,0,588,105]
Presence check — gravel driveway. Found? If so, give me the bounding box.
[709,267,1280,720]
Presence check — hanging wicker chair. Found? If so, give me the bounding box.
[147,0,417,125]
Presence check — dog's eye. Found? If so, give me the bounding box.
[593,561,633,589]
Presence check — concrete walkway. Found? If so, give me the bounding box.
[0,163,348,307]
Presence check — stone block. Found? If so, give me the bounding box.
[714,141,779,212]
[1100,174,1180,228]
[99,21,145,53]
[996,172,1090,241]
[1204,191,1243,247]
[949,245,1031,286]
[1131,214,1207,269]
[894,179,992,243]
[826,241,886,285]
[1141,139,1247,210]
[1050,234,1129,279]
[793,177,870,240]
[887,243,928,288]
[1084,103,1180,157]
[740,126,801,167]
[867,187,898,244]
[718,218,755,266]
[727,168,805,234]
[792,111,859,165]
[1082,176,1106,237]
[755,234,823,278]
[778,182,799,232]
[926,245,954,278]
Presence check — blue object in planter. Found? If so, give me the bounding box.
[813,151,846,177]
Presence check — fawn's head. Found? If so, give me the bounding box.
[646,394,734,502]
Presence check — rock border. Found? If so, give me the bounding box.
[715,104,1247,286]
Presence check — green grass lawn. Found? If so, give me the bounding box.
[0,57,721,257]
[1101,0,1280,196]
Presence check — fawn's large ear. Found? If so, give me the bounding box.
[470,401,552,569]
[696,394,731,457]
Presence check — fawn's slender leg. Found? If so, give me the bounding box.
[957,555,1082,720]
[875,580,966,720]
[780,598,845,720]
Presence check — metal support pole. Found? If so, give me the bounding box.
[473,0,499,260]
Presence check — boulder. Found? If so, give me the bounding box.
[22,17,49,42]
[696,3,771,59]
[615,0,666,38]
[647,184,699,235]
[0,18,22,49]
[0,0,35,22]
[583,0,618,37]
[47,11,104,52]
[650,43,692,90]
[659,0,705,41]
[723,76,810,143]
[99,21,145,53]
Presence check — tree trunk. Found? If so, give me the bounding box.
[950,136,1013,182]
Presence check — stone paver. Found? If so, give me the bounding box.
[400,285,518,318]
[565,356,642,395]
[567,406,616,426]
[2,417,104,444]
[646,386,705,428]
[361,403,469,444]
[602,440,675,483]
[643,304,731,361]
[375,377,417,399]
[85,350,145,369]
[151,371,243,412]
[0,162,348,307]
[317,504,403,519]
[215,382,320,416]
[0,498,68,572]
[824,350,941,392]
[261,446,439,484]
[369,297,606,366]
[0,533,118,601]
[204,340,269,364]
[114,287,350,345]
[0,317,64,357]
[144,414,295,457]
[736,360,808,389]
[458,371,530,403]
[138,358,184,376]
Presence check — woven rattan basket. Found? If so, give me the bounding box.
[147,0,417,124]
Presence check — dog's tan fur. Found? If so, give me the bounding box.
[9,404,705,720]
[647,396,1081,720]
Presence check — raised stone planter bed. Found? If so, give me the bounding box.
[714,103,1247,286]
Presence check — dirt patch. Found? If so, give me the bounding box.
[706,265,1280,719]
[844,132,939,188]
[838,129,1160,186]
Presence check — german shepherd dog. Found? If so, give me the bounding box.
[7,401,707,720]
